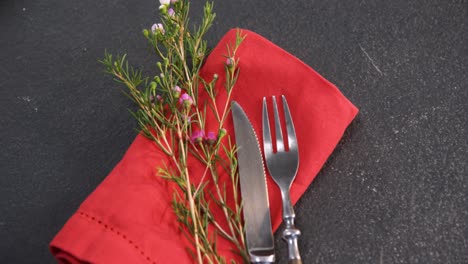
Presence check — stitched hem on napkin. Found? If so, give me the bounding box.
[50,210,158,264]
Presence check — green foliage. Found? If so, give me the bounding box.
[100,1,247,263]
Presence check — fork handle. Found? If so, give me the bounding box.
[281,192,302,263]
[283,223,302,264]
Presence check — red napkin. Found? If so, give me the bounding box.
[50,29,358,263]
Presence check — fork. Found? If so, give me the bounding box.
[262,95,302,264]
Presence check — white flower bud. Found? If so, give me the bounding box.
[151,23,165,34]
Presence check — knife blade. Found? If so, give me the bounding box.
[231,101,275,263]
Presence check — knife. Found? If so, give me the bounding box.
[232,101,275,263]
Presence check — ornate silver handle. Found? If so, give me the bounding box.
[281,191,302,264]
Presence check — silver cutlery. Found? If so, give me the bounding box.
[262,95,302,264]
[232,101,275,264]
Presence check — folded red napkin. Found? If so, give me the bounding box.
[50,29,358,263]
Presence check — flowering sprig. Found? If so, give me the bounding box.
[101,0,247,263]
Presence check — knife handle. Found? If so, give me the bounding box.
[251,250,275,264]
[288,259,302,264]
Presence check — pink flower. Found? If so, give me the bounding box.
[226,57,233,67]
[159,0,170,5]
[151,23,165,34]
[168,8,175,16]
[191,130,204,143]
[205,131,217,145]
[179,93,193,107]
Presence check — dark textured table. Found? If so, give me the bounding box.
[1,0,467,263]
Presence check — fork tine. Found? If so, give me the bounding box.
[272,96,285,152]
[262,97,273,155]
[282,95,297,150]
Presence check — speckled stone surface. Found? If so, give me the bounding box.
[0,0,466,263]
